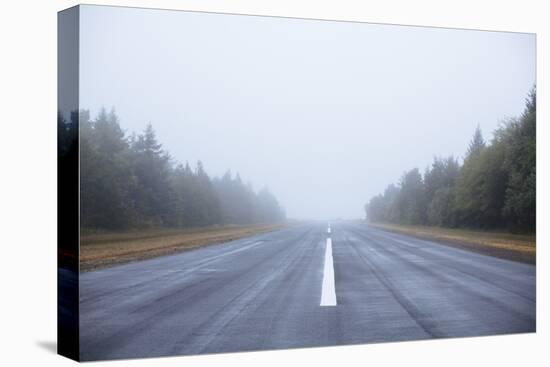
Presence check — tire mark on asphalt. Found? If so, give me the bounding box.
[355,227,536,303]
[366,228,535,302]
[349,228,535,326]
[79,228,304,307]
[81,227,316,360]
[176,227,320,354]
[344,236,442,338]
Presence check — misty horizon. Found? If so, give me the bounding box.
[79,5,535,220]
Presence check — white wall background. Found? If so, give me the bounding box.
[0,1,547,366]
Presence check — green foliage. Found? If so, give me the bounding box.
[427,187,456,227]
[454,139,508,228]
[502,88,536,232]
[129,123,174,226]
[77,109,285,230]
[466,125,486,158]
[365,88,536,233]
[396,168,426,225]
[365,184,399,224]
[212,172,285,225]
[80,108,137,229]
[424,156,460,226]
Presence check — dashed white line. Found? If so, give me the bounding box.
[320,237,337,306]
[327,223,331,234]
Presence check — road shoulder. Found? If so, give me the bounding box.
[368,222,535,264]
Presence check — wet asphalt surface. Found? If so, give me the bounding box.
[79,222,535,361]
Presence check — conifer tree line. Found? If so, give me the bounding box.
[58,109,286,230]
[365,88,536,233]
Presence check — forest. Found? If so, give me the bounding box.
[365,88,536,233]
[58,109,286,230]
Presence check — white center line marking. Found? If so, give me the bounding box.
[327,223,331,234]
[320,237,337,306]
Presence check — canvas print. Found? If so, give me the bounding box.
[58,5,536,362]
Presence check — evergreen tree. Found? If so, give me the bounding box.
[453,127,488,227]
[466,125,486,158]
[256,187,285,223]
[396,168,426,225]
[502,88,536,232]
[425,156,460,226]
[130,123,174,227]
[364,87,535,233]
[79,109,286,231]
[80,109,136,229]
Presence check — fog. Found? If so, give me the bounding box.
[79,5,535,220]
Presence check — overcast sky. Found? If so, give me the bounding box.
[79,5,535,220]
